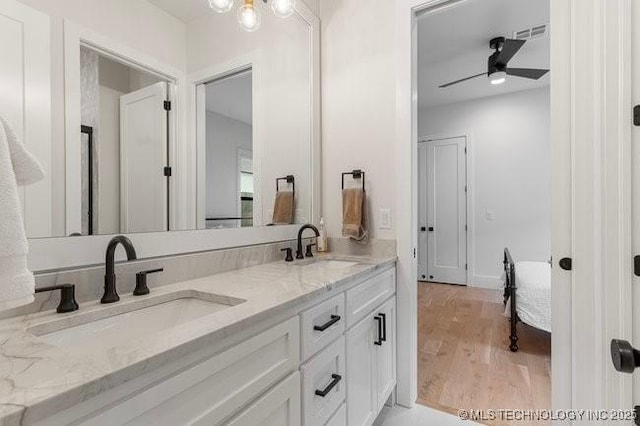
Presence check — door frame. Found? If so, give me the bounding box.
[63,20,184,234]
[395,0,633,413]
[418,135,471,286]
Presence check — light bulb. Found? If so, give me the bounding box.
[238,2,261,32]
[209,0,234,13]
[490,71,507,85]
[271,0,296,18]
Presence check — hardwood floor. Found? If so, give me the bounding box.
[417,282,551,426]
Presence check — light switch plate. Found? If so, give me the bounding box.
[379,208,392,229]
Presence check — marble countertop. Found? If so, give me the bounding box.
[0,254,395,425]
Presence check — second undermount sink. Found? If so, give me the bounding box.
[28,290,245,354]
[294,258,360,269]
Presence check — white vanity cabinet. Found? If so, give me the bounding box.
[33,265,395,426]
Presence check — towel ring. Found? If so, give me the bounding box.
[341,170,365,190]
[276,175,295,194]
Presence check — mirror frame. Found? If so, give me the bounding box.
[28,2,321,272]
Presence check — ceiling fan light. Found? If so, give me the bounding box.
[209,0,234,13]
[490,71,507,85]
[271,0,296,18]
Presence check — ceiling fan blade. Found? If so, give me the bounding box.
[506,67,550,80]
[439,72,486,88]
[496,39,526,64]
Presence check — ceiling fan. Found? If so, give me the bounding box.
[439,37,549,88]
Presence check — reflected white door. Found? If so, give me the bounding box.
[422,137,467,285]
[120,81,168,233]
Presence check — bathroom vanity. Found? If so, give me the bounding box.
[0,256,396,426]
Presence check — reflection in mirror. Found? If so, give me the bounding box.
[78,47,169,236]
[4,0,318,240]
[204,70,254,229]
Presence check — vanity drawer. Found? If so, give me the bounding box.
[59,317,299,426]
[300,336,346,426]
[345,268,395,328]
[300,293,345,361]
[325,403,346,426]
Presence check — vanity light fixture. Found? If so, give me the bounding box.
[208,0,296,32]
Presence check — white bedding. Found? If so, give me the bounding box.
[504,261,551,333]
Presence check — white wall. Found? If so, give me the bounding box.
[206,112,252,221]
[16,0,187,236]
[419,88,551,286]
[188,7,312,226]
[320,0,397,240]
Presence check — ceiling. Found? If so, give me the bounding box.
[206,72,253,125]
[417,0,550,109]
[146,0,211,22]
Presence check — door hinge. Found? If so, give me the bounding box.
[163,166,172,177]
[634,105,640,126]
[413,248,416,258]
[465,224,468,231]
[465,263,468,270]
[464,147,467,154]
[164,100,172,111]
[464,186,467,193]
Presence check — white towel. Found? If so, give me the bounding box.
[0,116,44,310]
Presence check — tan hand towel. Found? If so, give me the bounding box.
[342,188,368,242]
[272,191,294,224]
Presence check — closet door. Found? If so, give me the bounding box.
[0,0,51,237]
[346,314,377,426]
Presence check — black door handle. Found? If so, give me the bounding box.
[315,374,342,397]
[420,226,426,232]
[374,316,383,346]
[428,227,434,232]
[611,339,640,373]
[313,315,341,332]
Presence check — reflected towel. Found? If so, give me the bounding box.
[342,188,368,242]
[0,116,44,310]
[272,191,294,224]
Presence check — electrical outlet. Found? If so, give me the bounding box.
[379,208,392,229]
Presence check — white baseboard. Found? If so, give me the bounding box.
[469,274,502,290]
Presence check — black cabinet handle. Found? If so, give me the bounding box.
[379,313,387,342]
[374,316,383,346]
[315,374,342,397]
[314,315,341,332]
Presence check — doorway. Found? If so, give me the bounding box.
[418,136,468,285]
[414,0,552,420]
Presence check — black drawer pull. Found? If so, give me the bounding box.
[315,374,342,397]
[374,316,383,346]
[314,315,341,332]
[379,313,387,342]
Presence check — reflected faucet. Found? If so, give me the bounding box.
[102,235,137,304]
[296,224,320,260]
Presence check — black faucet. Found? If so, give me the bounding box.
[296,224,320,259]
[102,235,137,304]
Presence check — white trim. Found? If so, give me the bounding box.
[62,20,187,234]
[469,275,502,290]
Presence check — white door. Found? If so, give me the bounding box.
[346,314,377,426]
[120,81,168,233]
[632,0,640,410]
[0,0,51,238]
[420,137,467,284]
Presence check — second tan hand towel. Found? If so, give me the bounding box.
[272,191,294,224]
[342,188,368,242]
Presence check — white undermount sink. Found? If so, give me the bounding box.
[294,259,360,269]
[28,290,245,354]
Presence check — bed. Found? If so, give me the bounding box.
[503,248,551,352]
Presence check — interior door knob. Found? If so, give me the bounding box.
[611,339,640,373]
[428,226,434,232]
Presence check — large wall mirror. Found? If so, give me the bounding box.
[1,0,320,252]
